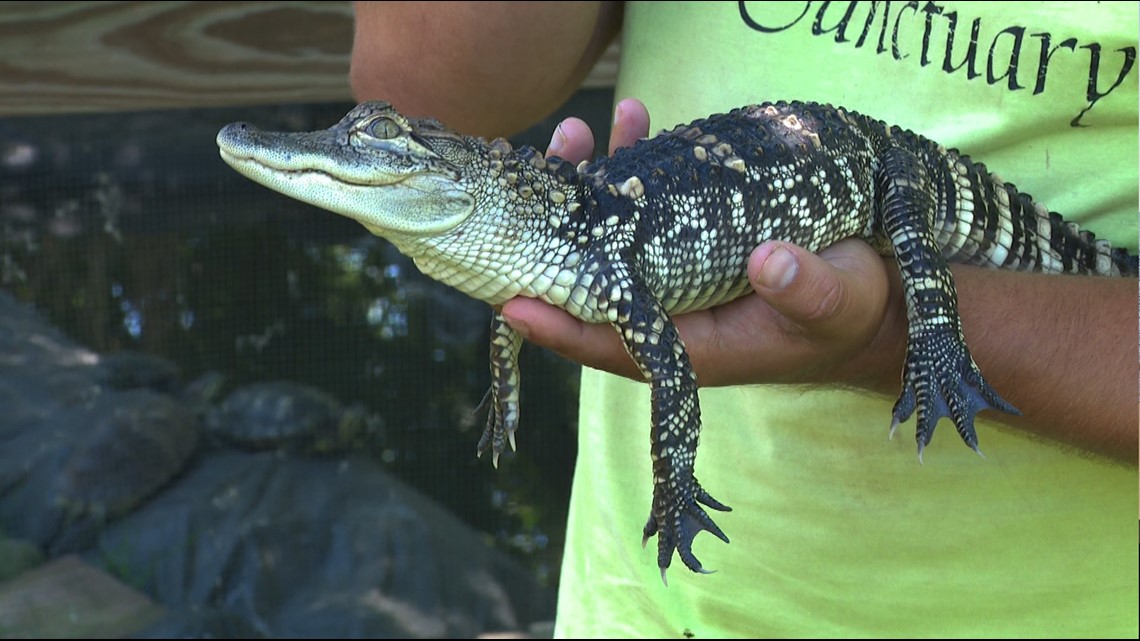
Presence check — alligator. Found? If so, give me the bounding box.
[216,101,1136,582]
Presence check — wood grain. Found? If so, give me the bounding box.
[0,1,354,115]
[0,1,619,116]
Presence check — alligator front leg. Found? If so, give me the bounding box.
[477,311,524,467]
[596,265,732,583]
[875,146,1020,459]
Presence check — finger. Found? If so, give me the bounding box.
[748,239,888,336]
[500,297,642,380]
[609,98,650,154]
[546,117,595,163]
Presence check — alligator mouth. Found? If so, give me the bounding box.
[216,120,474,238]
[217,123,457,187]
[217,147,414,188]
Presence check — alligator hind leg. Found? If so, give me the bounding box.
[476,311,524,467]
[596,263,732,582]
[875,146,1020,459]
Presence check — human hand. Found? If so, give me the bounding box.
[501,99,908,390]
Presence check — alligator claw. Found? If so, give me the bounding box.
[475,385,519,468]
[892,330,1019,458]
[643,482,731,583]
[476,313,524,466]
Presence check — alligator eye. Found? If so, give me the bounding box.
[366,116,402,140]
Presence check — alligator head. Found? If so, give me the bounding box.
[217,101,589,306]
[217,101,479,241]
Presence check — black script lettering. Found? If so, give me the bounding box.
[987,26,1027,90]
[1072,43,1137,126]
[812,1,860,43]
[891,1,921,60]
[739,1,810,33]
[734,0,1136,123]
[1031,33,1077,95]
[940,11,982,79]
[851,1,892,54]
[919,1,944,67]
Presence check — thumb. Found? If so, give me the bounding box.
[748,239,884,335]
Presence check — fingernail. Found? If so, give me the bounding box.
[613,103,623,126]
[548,123,566,156]
[757,246,798,290]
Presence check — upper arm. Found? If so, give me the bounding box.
[350,1,622,138]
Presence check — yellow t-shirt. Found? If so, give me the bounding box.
[555,2,1138,637]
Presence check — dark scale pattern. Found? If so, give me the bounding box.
[477,312,524,467]
[477,101,1135,577]
[217,100,1138,582]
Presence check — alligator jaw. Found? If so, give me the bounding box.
[216,122,475,237]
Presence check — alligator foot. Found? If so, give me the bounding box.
[476,312,524,467]
[643,481,732,585]
[475,386,519,467]
[889,329,1020,461]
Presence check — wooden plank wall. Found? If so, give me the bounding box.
[0,1,619,116]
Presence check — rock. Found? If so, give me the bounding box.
[0,537,43,583]
[0,555,164,637]
[95,452,552,638]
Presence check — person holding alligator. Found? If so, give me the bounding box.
[347,2,1136,637]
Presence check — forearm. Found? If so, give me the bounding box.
[840,264,1138,462]
[350,1,622,138]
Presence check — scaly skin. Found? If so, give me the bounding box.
[217,100,1135,581]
